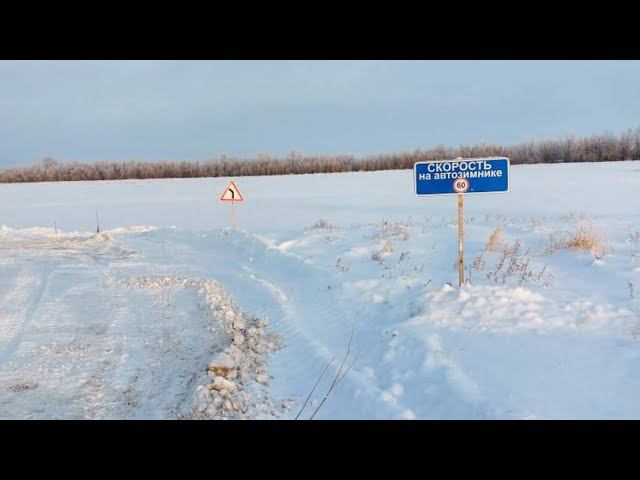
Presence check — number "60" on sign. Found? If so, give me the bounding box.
[453,178,469,193]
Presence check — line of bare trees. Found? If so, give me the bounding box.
[2,128,640,184]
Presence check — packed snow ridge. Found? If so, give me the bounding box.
[124,275,290,419]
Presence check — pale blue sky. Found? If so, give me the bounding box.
[1,60,639,167]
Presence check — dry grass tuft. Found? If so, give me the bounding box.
[471,234,550,286]
[312,219,332,230]
[371,220,411,242]
[371,250,384,263]
[629,232,640,270]
[547,221,605,258]
[471,251,486,271]
[485,226,503,252]
[335,257,350,273]
[565,223,605,257]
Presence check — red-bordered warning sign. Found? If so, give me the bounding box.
[220,180,244,202]
[452,178,469,193]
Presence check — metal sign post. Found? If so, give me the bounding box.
[231,201,237,230]
[414,157,510,287]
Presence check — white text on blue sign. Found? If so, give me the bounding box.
[414,157,509,196]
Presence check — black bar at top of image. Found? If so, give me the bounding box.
[1,12,639,60]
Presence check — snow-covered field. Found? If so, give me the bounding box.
[1,161,640,419]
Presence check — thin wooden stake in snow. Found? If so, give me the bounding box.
[96,211,100,234]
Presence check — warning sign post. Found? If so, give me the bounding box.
[220,180,244,229]
[414,157,510,287]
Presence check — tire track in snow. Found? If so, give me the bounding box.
[127,229,440,418]
[218,232,504,419]
[211,233,412,419]
[0,265,50,365]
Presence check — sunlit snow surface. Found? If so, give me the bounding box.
[1,161,640,419]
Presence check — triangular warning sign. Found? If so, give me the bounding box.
[220,180,244,202]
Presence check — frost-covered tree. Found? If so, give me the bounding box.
[1,128,639,183]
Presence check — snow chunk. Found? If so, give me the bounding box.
[210,376,237,394]
[124,274,285,419]
[208,352,236,377]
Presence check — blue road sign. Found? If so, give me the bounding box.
[414,157,509,196]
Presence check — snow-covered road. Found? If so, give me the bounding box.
[2,161,640,419]
[0,228,285,419]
